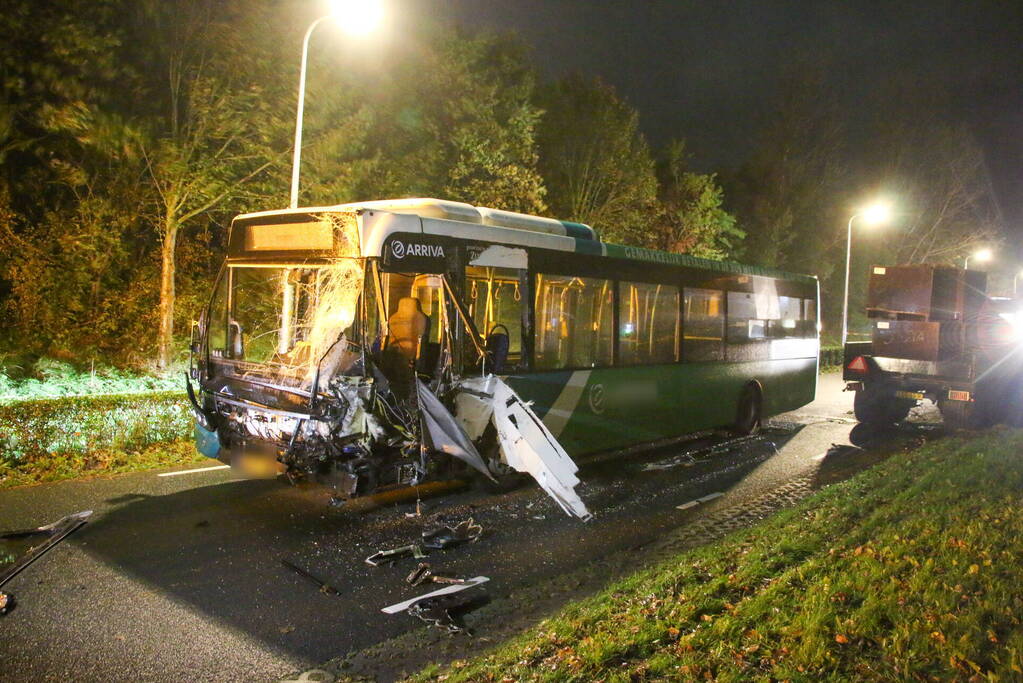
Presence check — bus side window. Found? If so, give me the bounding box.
[535,274,613,370]
[683,288,724,362]
[619,281,679,365]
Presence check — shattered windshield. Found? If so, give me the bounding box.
[210,260,366,386]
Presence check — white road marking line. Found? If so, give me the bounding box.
[158,464,231,477]
[381,576,490,614]
[812,452,829,461]
[676,491,724,511]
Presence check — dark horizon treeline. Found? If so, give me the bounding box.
[0,0,1004,372]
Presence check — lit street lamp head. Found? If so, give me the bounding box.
[329,0,385,36]
[965,247,992,269]
[859,200,893,227]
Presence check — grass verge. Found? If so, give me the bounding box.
[0,439,206,489]
[421,429,1023,681]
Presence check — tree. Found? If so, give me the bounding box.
[534,74,657,243]
[873,121,1003,266]
[0,0,152,361]
[651,141,743,259]
[299,30,546,214]
[134,0,289,368]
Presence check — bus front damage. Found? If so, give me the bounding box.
[187,208,590,520]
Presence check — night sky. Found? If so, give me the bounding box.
[414,0,1023,230]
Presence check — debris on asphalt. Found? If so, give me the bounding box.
[405,563,471,587]
[381,576,490,614]
[421,517,483,550]
[364,544,427,567]
[281,559,342,596]
[407,592,490,635]
[0,510,92,589]
[0,591,14,616]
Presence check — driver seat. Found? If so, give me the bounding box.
[386,297,429,365]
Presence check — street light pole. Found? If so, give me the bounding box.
[841,200,893,346]
[840,213,860,347]
[289,15,332,210]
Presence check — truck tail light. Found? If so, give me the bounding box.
[846,356,869,374]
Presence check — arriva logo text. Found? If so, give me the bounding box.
[391,241,445,259]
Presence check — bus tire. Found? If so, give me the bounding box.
[733,382,762,435]
[854,382,913,425]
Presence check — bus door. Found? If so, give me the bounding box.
[464,246,529,374]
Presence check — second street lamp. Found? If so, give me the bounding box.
[841,200,893,346]
[964,247,993,270]
[289,0,384,209]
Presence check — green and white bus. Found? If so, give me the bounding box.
[188,198,818,517]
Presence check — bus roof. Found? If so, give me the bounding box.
[233,198,817,285]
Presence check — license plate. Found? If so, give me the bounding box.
[948,390,971,402]
[895,390,924,400]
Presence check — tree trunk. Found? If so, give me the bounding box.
[157,215,179,369]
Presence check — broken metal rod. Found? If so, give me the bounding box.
[280,559,341,596]
[364,544,427,567]
[0,510,92,589]
[405,562,471,587]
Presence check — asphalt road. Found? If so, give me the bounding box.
[0,373,939,682]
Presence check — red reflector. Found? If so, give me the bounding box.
[846,356,869,373]
[948,390,972,402]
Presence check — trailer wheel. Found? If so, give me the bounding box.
[854,382,913,425]
[733,382,763,435]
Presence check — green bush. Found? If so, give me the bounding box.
[0,357,183,400]
[820,344,844,367]
[0,391,192,469]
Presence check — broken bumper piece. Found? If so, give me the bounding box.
[364,544,428,567]
[483,378,592,520]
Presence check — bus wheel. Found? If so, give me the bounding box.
[475,425,528,493]
[854,383,913,425]
[733,383,762,435]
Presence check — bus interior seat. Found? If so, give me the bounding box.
[485,324,510,373]
[385,297,429,362]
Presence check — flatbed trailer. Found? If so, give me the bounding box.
[842,264,1023,429]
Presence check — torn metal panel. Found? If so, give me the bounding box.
[380,576,490,614]
[421,518,483,549]
[407,593,490,634]
[416,379,492,479]
[453,376,497,441]
[486,378,592,520]
[0,510,92,588]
